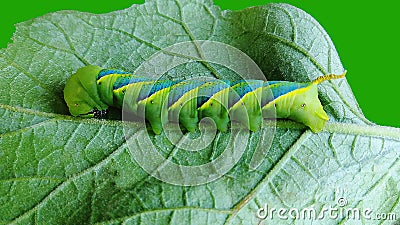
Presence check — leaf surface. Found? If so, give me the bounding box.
[0,1,399,224]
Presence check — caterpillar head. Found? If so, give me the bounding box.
[279,71,346,132]
[64,65,109,118]
[287,84,328,132]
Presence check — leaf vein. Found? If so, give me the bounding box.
[223,131,313,224]
[0,176,65,183]
[1,57,63,103]
[8,136,130,225]
[47,20,90,66]
[93,206,231,225]
[0,118,55,138]
[338,156,400,224]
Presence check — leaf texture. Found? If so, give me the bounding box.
[0,1,399,224]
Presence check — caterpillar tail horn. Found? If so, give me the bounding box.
[312,70,347,84]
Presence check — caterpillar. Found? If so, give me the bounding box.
[64,65,346,134]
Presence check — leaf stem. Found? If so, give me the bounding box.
[1,103,399,140]
[323,122,400,141]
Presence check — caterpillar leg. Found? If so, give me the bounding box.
[230,104,262,131]
[178,98,199,132]
[168,88,200,133]
[138,89,169,135]
[198,99,229,132]
[229,91,262,132]
[147,118,163,134]
[144,102,166,135]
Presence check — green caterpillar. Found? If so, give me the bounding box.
[64,65,346,134]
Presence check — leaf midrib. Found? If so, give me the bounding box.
[1,103,399,140]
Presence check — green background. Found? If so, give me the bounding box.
[1,0,399,127]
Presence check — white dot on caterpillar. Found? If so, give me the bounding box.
[301,103,306,108]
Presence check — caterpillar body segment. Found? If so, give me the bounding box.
[197,81,233,132]
[228,81,264,132]
[168,82,204,132]
[64,65,347,134]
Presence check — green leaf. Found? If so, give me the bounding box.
[1,1,399,224]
